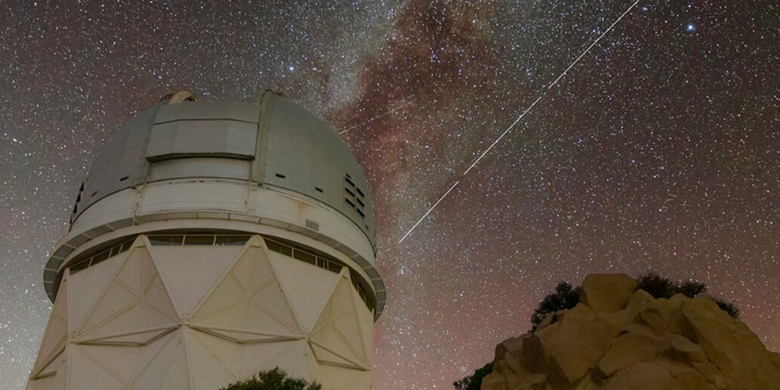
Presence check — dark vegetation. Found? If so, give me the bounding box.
[530,281,581,331]
[453,272,740,390]
[529,272,739,331]
[453,362,493,390]
[220,368,322,390]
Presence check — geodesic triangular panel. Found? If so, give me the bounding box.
[192,238,302,342]
[78,344,139,382]
[132,330,179,390]
[309,274,370,368]
[26,373,58,390]
[191,329,241,378]
[268,251,340,332]
[37,347,65,378]
[32,277,69,377]
[157,338,190,390]
[79,281,138,335]
[234,242,276,293]
[68,242,134,332]
[188,330,238,390]
[27,346,69,390]
[77,244,178,344]
[245,300,299,336]
[333,313,366,362]
[194,273,244,318]
[249,279,299,332]
[309,330,365,369]
[331,275,357,318]
[69,346,127,390]
[195,300,248,332]
[239,340,302,379]
[152,245,243,315]
[143,273,177,318]
[294,345,320,383]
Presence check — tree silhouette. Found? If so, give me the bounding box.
[453,362,493,390]
[219,368,322,390]
[530,281,581,330]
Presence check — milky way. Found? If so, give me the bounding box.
[1,1,778,389]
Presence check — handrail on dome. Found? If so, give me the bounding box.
[159,90,198,104]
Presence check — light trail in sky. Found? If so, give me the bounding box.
[398,0,642,244]
[339,98,415,135]
[397,180,461,244]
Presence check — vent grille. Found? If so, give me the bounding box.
[343,173,367,219]
[305,219,319,231]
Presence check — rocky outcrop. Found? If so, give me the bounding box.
[482,274,780,390]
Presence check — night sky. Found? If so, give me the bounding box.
[1,1,778,389]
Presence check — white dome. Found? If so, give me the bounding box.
[45,91,384,317]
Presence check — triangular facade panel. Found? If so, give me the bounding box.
[309,275,370,368]
[32,278,69,376]
[132,330,179,390]
[239,340,300,379]
[188,330,237,390]
[79,344,139,382]
[236,243,276,293]
[67,242,136,331]
[79,281,138,335]
[115,250,143,294]
[143,273,177,319]
[77,243,179,344]
[156,339,190,390]
[69,346,127,390]
[194,274,245,318]
[245,300,299,337]
[310,339,363,369]
[193,237,303,341]
[37,348,65,378]
[29,234,377,390]
[249,279,300,332]
[196,300,248,332]
[191,329,241,378]
[132,330,176,380]
[333,313,367,364]
[151,245,242,315]
[268,251,340,332]
[294,345,320,383]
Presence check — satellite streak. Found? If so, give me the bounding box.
[463,95,543,176]
[397,181,461,244]
[339,99,415,135]
[399,0,641,244]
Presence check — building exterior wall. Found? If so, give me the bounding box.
[28,235,373,390]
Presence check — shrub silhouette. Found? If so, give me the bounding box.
[636,272,676,299]
[529,272,738,331]
[530,281,581,330]
[678,279,708,298]
[453,362,493,390]
[219,368,321,390]
[715,298,740,320]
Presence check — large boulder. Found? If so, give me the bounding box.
[483,274,780,390]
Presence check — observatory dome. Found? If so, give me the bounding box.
[45,90,384,317]
[71,90,375,242]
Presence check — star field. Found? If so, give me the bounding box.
[1,1,778,389]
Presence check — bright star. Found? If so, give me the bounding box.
[687,23,695,31]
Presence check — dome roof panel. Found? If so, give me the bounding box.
[70,91,375,246]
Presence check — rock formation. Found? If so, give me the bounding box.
[482,274,780,390]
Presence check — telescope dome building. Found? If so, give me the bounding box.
[27,90,385,390]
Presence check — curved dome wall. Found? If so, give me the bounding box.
[46,91,384,318]
[71,91,375,245]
